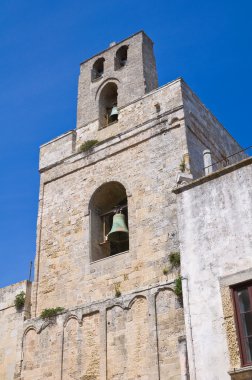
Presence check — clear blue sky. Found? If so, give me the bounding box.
[0,0,251,288]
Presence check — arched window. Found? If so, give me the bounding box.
[92,57,105,81]
[114,45,128,70]
[89,182,129,262]
[99,82,118,129]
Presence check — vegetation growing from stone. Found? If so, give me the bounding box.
[163,267,169,275]
[40,307,65,319]
[79,140,99,153]
[169,251,180,268]
[179,159,186,172]
[174,276,182,297]
[115,284,121,297]
[14,291,26,310]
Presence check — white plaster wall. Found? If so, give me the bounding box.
[0,281,31,380]
[176,160,252,380]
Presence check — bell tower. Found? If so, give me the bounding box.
[7,30,246,380]
[76,31,158,129]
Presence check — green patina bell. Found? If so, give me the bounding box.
[107,213,129,242]
[109,105,118,122]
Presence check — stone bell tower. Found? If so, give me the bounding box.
[10,30,243,380]
[76,31,158,129]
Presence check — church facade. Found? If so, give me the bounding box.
[0,31,252,380]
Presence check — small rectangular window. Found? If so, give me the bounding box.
[232,282,252,366]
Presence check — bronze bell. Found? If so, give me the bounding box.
[107,212,129,242]
[109,105,118,123]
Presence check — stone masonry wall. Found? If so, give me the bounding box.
[2,31,249,380]
[182,82,245,178]
[26,78,188,380]
[18,285,184,380]
[39,79,184,170]
[76,31,158,129]
[33,80,186,316]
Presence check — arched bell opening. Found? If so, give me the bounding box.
[89,181,129,262]
[99,82,118,129]
[91,57,105,81]
[115,45,128,70]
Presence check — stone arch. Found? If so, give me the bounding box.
[83,177,132,217]
[91,57,105,81]
[22,328,40,376]
[155,285,174,296]
[98,81,119,128]
[95,77,120,101]
[127,294,147,309]
[23,325,37,339]
[89,181,129,261]
[115,45,128,70]
[63,313,82,328]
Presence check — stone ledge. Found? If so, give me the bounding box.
[173,157,252,194]
[229,366,252,380]
[40,110,182,176]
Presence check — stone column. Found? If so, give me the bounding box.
[178,335,189,380]
[99,307,107,380]
[203,149,213,175]
[147,292,160,380]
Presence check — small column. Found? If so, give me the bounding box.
[203,149,213,175]
[183,152,191,173]
[99,307,107,380]
[147,293,160,380]
[178,336,189,380]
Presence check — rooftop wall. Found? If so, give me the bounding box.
[182,82,245,178]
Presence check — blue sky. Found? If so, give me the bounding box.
[0,0,251,288]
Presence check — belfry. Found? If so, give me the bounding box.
[1,31,252,380]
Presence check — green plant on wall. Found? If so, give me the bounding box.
[79,140,99,153]
[14,291,26,310]
[163,267,169,275]
[115,283,121,298]
[174,276,183,297]
[169,251,180,269]
[40,307,65,320]
[179,159,186,172]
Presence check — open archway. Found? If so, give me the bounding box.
[98,82,118,129]
[89,181,129,261]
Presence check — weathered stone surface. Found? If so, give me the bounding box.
[0,31,249,380]
[176,159,252,379]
